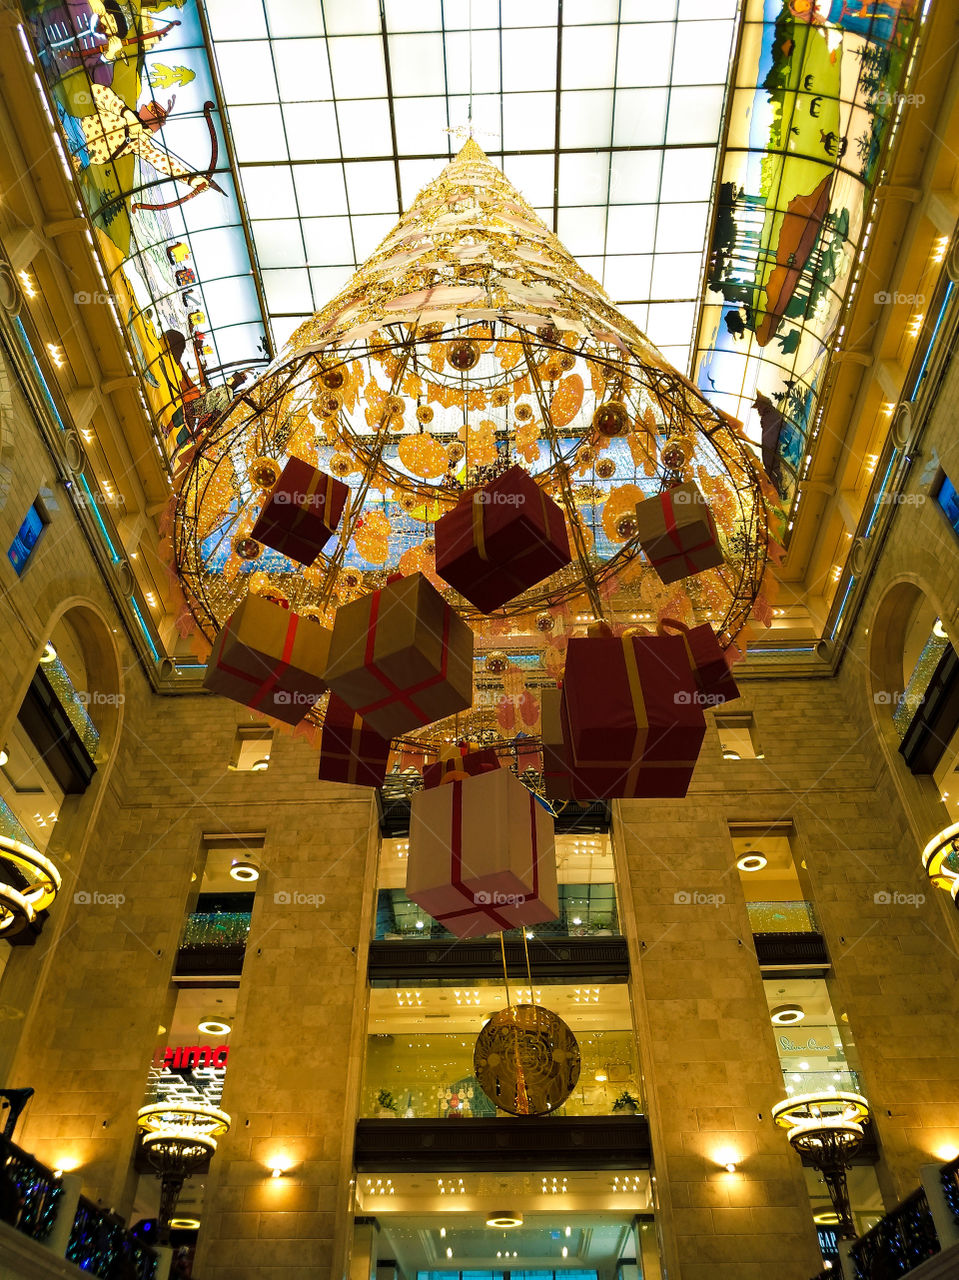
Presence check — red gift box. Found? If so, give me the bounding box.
[317,694,391,788]
[407,768,558,938]
[634,482,724,584]
[560,631,706,798]
[435,466,571,613]
[203,595,331,726]
[657,618,740,707]
[324,572,474,739]
[251,457,348,566]
[423,744,500,789]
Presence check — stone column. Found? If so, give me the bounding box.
[615,801,822,1280]
[193,789,378,1280]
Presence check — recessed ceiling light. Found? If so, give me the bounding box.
[722,749,740,760]
[814,1212,840,1225]
[251,758,270,772]
[771,1003,805,1025]
[737,853,767,872]
[486,1212,523,1228]
[229,859,259,882]
[198,1018,231,1036]
[169,1218,200,1230]
[40,643,57,664]
[0,748,7,767]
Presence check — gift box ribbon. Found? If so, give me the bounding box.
[470,482,552,565]
[321,712,384,784]
[214,609,306,711]
[432,783,542,931]
[356,585,453,724]
[657,490,719,574]
[567,636,647,793]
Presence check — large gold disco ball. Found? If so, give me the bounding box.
[473,1004,580,1116]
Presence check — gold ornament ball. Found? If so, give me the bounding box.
[577,446,596,468]
[615,512,638,539]
[416,404,434,426]
[593,400,629,438]
[234,537,262,561]
[473,1004,581,1116]
[558,351,576,372]
[250,457,280,489]
[491,387,511,407]
[330,452,352,478]
[385,395,405,419]
[317,390,342,418]
[535,611,556,633]
[398,492,419,513]
[447,442,466,465]
[662,438,690,469]
[422,538,435,557]
[484,650,510,675]
[542,359,564,382]
[595,458,617,480]
[515,403,533,422]
[322,367,346,391]
[448,339,479,372]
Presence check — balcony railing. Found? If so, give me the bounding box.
[375,884,619,942]
[67,1195,158,1279]
[1,1133,157,1278]
[40,656,99,759]
[747,900,820,933]
[849,1186,940,1279]
[0,1132,62,1242]
[781,1068,862,1096]
[180,911,251,950]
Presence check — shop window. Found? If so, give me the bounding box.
[715,712,763,760]
[229,725,274,772]
[934,471,959,538]
[7,496,49,576]
[175,834,264,978]
[730,824,819,935]
[362,978,640,1120]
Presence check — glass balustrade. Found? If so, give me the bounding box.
[375,885,620,941]
[746,900,820,933]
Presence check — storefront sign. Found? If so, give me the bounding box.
[152,1045,229,1069]
[778,1034,835,1055]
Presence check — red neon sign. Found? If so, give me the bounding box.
[152,1045,230,1069]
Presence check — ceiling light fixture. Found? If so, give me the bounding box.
[771,1003,805,1025]
[0,749,7,767]
[737,853,768,872]
[40,643,57,664]
[486,1212,523,1229]
[168,1218,201,1230]
[197,1018,231,1036]
[229,858,259,882]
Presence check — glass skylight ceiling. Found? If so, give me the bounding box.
[204,0,739,370]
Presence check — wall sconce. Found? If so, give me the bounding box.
[268,1158,294,1178]
[713,1148,740,1174]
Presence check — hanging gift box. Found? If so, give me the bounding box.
[203,594,331,726]
[423,743,500,789]
[657,618,740,707]
[434,465,571,613]
[407,767,558,938]
[560,630,706,799]
[317,694,392,788]
[634,482,724,584]
[540,685,575,801]
[324,572,474,739]
[250,457,348,566]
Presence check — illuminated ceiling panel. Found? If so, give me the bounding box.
[203,0,738,371]
[691,0,925,514]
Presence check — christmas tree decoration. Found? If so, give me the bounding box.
[561,629,706,798]
[250,458,348,567]
[324,573,474,739]
[175,140,775,757]
[657,618,740,706]
[407,767,558,938]
[317,694,392,788]
[474,1004,580,1116]
[436,467,572,614]
[203,595,331,726]
[634,482,725,584]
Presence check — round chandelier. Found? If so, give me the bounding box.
[771,1090,871,1239]
[174,141,777,752]
[0,834,62,936]
[922,823,959,894]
